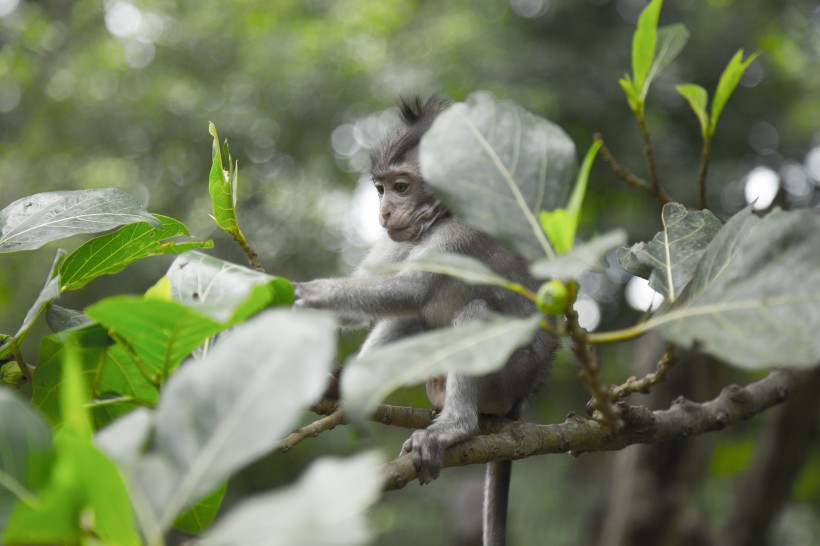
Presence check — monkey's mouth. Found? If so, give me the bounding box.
[386,225,414,241]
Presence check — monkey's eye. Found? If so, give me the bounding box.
[393,180,410,194]
[374,183,385,196]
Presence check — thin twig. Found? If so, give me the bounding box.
[697,138,712,209]
[636,116,662,197]
[564,282,622,429]
[278,410,344,452]
[595,133,675,205]
[609,344,678,401]
[12,349,32,384]
[312,399,439,430]
[235,235,265,272]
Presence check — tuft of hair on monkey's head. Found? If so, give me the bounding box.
[370,94,449,180]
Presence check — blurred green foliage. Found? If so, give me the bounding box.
[1,0,819,543]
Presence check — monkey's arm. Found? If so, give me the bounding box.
[293,271,431,318]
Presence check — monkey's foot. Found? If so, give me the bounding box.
[400,429,445,485]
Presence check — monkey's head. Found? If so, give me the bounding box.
[369,95,450,243]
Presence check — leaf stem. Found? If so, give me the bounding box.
[84,395,155,409]
[585,323,648,344]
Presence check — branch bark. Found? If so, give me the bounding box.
[380,367,809,491]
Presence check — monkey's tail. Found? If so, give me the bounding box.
[483,459,512,546]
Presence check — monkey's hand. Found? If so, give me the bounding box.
[400,428,447,485]
[292,280,370,329]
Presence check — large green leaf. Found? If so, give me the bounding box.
[4,352,140,545]
[166,251,293,323]
[201,453,384,546]
[341,315,543,422]
[33,324,158,427]
[419,92,577,260]
[59,214,213,291]
[0,188,159,252]
[0,390,52,532]
[648,207,820,369]
[96,310,337,538]
[618,203,722,302]
[86,297,225,381]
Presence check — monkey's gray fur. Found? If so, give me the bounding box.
[294,95,556,546]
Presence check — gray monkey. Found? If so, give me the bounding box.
[293,95,555,546]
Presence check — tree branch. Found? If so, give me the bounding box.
[278,409,344,452]
[380,367,808,491]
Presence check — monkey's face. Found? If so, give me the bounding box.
[373,174,445,243]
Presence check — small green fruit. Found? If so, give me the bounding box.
[536,280,569,315]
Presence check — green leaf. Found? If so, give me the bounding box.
[59,214,213,291]
[341,315,543,422]
[202,453,384,546]
[166,251,293,323]
[208,123,243,238]
[45,304,92,333]
[33,324,158,427]
[618,203,722,302]
[0,188,160,252]
[631,0,663,101]
[174,483,226,533]
[676,84,709,138]
[86,297,225,380]
[0,389,52,532]
[4,429,140,545]
[96,310,337,535]
[0,250,64,361]
[61,342,93,438]
[419,92,577,260]
[619,75,640,113]
[375,252,518,289]
[5,352,140,545]
[530,229,628,279]
[539,139,603,255]
[647,207,820,369]
[539,209,575,256]
[709,49,760,136]
[642,24,690,100]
